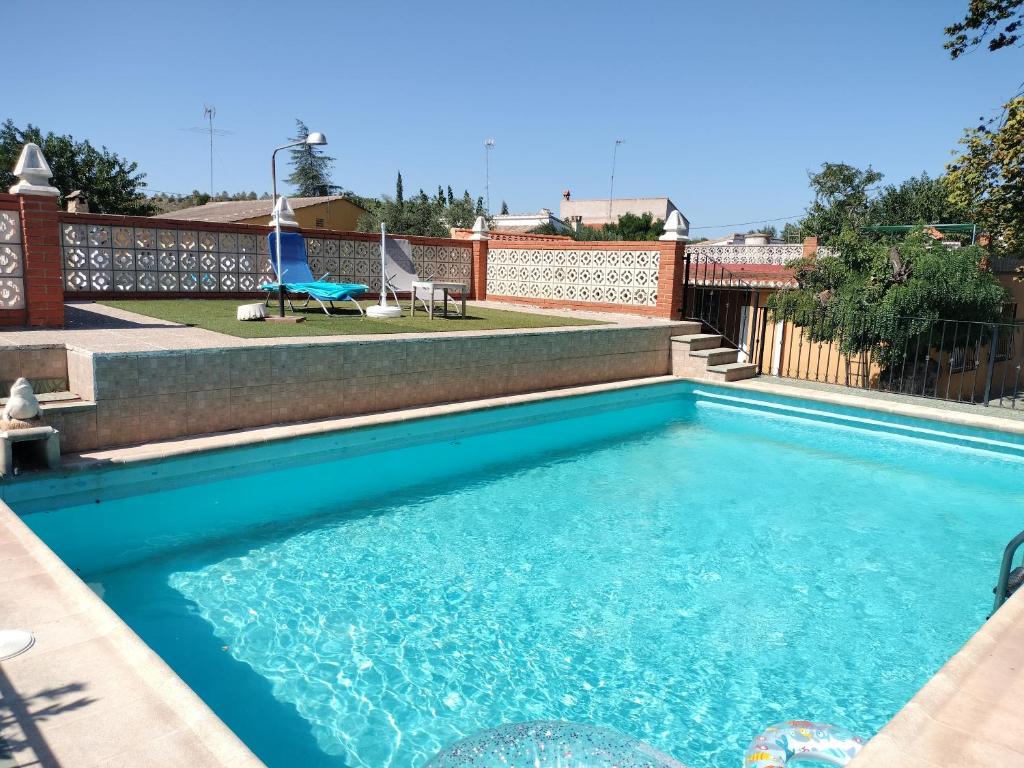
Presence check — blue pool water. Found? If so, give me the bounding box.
[13,383,1024,767]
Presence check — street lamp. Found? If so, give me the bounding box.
[608,138,624,225]
[270,131,328,317]
[484,138,495,214]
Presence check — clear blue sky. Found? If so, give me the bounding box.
[9,0,1022,237]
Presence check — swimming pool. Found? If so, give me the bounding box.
[9,381,1024,767]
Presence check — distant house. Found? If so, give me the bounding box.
[153,195,367,232]
[558,190,685,229]
[695,232,786,246]
[490,208,568,233]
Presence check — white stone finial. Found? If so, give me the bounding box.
[659,210,690,241]
[270,196,299,229]
[9,143,60,197]
[3,378,40,421]
[469,215,489,241]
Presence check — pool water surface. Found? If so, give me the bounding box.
[17,384,1024,767]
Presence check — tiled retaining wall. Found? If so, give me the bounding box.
[45,325,675,452]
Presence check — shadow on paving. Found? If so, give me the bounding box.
[0,667,96,767]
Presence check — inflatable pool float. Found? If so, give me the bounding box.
[426,720,688,767]
[744,720,865,767]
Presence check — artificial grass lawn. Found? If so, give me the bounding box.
[99,299,605,338]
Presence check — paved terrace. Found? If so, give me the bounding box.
[0,301,671,352]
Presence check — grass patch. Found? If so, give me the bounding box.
[99,299,604,338]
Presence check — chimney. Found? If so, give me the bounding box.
[66,190,89,213]
[802,235,818,259]
[562,189,571,201]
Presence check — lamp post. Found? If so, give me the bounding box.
[608,138,624,226]
[270,131,327,317]
[484,138,495,214]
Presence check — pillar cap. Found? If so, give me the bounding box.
[270,196,299,229]
[9,143,59,197]
[658,210,690,241]
[469,215,489,241]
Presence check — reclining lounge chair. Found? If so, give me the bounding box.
[261,232,369,316]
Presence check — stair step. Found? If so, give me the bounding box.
[706,362,758,382]
[689,346,739,363]
[671,333,722,351]
[674,321,702,335]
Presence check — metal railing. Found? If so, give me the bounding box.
[757,307,1024,409]
[682,255,769,367]
[993,529,1024,615]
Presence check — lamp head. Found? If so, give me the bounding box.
[305,132,328,146]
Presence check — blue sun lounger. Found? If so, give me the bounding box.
[261,232,369,316]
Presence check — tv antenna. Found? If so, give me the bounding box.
[180,105,234,196]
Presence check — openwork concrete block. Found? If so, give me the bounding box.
[0,425,61,476]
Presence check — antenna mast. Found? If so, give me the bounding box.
[203,105,216,195]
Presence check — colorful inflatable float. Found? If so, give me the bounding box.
[744,720,865,767]
[426,720,688,767]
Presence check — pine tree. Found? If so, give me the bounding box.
[395,172,404,205]
[500,200,509,215]
[286,119,335,197]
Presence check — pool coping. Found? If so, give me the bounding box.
[3,373,1022,767]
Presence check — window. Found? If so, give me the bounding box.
[315,217,325,228]
[949,344,978,373]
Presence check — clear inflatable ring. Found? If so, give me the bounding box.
[426,720,688,767]
[744,720,865,767]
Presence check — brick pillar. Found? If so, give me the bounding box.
[470,235,489,300]
[802,236,818,259]
[654,240,687,320]
[466,215,490,300]
[18,194,64,327]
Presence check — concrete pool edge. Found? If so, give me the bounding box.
[3,374,1023,767]
[0,500,263,768]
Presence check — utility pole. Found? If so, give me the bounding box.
[608,138,624,225]
[204,105,216,196]
[484,138,495,214]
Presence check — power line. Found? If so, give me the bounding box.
[690,213,803,230]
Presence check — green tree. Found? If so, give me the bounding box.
[794,163,884,244]
[945,0,1023,58]
[744,224,779,239]
[356,171,487,237]
[868,172,971,229]
[533,212,664,241]
[0,120,154,215]
[500,200,509,215]
[946,96,1024,255]
[768,229,1007,373]
[286,119,335,197]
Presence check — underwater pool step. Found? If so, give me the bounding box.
[705,362,758,382]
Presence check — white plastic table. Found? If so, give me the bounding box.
[410,280,467,319]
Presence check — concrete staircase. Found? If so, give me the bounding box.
[671,323,759,382]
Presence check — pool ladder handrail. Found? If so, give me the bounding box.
[992,528,1024,614]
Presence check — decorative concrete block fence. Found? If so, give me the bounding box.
[1,142,695,329]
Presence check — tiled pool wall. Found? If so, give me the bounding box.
[34,325,675,452]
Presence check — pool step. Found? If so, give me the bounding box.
[705,362,759,382]
[670,333,758,382]
[688,347,739,366]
